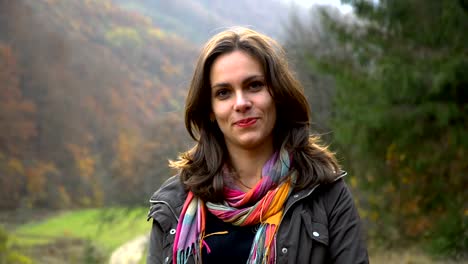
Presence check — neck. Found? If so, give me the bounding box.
[226,143,274,189]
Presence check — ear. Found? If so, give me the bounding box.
[210,113,216,122]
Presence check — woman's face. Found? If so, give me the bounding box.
[209,50,276,152]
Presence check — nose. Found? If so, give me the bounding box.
[233,91,252,113]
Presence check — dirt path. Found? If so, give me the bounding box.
[109,234,149,264]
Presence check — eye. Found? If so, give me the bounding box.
[249,81,265,91]
[214,88,231,100]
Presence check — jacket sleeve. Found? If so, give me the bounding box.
[147,219,165,264]
[325,178,369,263]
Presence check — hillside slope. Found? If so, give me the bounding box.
[114,0,288,43]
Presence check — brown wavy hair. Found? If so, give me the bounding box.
[170,27,340,202]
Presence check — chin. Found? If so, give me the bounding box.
[236,137,267,150]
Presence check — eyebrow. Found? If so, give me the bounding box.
[211,75,265,90]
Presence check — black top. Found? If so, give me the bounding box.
[201,210,257,264]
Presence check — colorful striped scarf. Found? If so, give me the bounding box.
[173,148,295,264]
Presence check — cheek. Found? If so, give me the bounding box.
[212,103,230,122]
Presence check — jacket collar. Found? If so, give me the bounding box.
[284,170,347,210]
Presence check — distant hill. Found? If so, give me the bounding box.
[1,0,196,208]
[113,0,288,43]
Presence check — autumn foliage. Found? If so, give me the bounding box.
[0,0,193,209]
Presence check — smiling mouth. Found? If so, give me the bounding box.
[235,118,257,127]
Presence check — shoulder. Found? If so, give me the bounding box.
[297,171,352,209]
[147,175,188,227]
[318,171,348,194]
[149,174,187,204]
[315,171,357,214]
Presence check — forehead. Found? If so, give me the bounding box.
[209,51,263,83]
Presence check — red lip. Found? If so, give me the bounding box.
[234,118,257,128]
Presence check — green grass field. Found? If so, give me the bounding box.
[12,207,151,253]
[8,208,466,264]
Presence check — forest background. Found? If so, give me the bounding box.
[0,0,466,263]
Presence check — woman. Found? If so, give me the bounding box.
[147,27,368,264]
